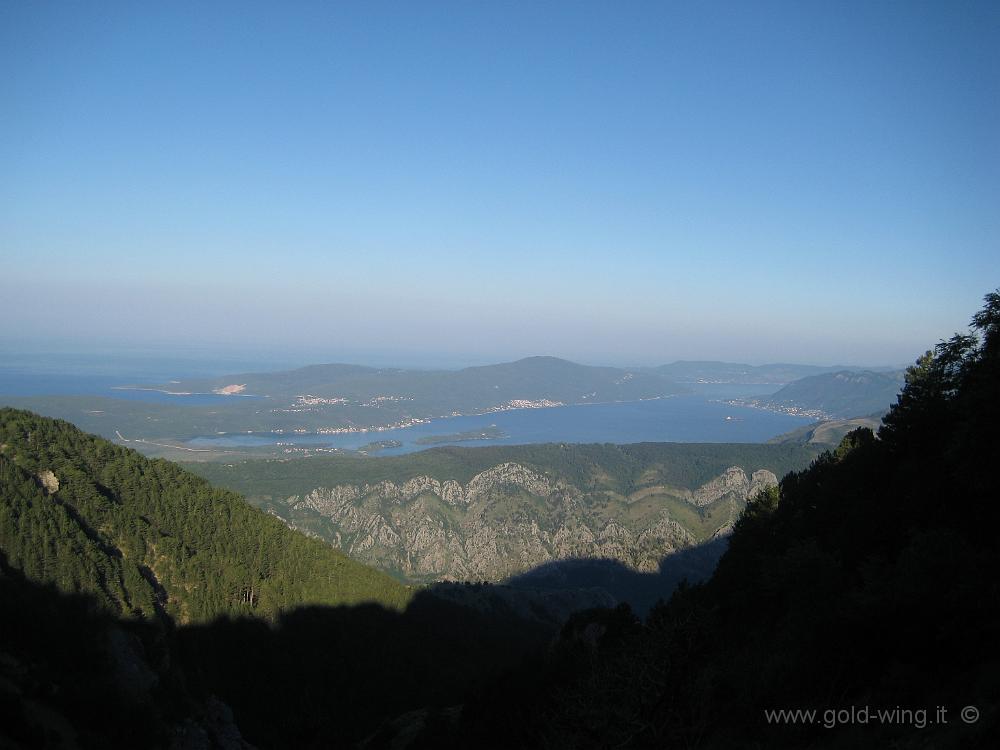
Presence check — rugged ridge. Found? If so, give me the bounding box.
[264,461,778,582]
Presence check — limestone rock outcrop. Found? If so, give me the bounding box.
[277,462,778,582]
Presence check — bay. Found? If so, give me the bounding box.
[1,353,809,454]
[186,395,812,455]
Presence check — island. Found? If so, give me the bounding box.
[413,426,508,446]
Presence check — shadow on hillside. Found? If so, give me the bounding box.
[503,536,729,617]
[1,539,729,749]
[174,590,555,750]
[0,554,169,750]
[1,552,552,750]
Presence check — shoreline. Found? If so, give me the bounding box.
[719,398,831,421]
[175,392,807,450]
[112,386,265,398]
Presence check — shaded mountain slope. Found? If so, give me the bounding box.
[0,551,556,750]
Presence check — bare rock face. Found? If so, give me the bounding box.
[749,469,779,499]
[275,462,779,583]
[440,480,465,505]
[35,469,59,494]
[691,467,750,507]
[466,462,555,502]
[684,466,780,508]
[635,517,696,572]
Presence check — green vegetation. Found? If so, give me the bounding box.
[767,414,883,446]
[356,439,403,453]
[414,426,508,445]
[187,441,818,588]
[0,408,410,623]
[191,441,818,499]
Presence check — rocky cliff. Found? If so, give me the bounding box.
[261,462,778,583]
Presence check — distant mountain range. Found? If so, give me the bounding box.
[653,360,862,384]
[158,356,897,396]
[146,355,688,406]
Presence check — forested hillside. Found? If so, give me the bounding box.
[0,408,410,622]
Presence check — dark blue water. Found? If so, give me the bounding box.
[187,395,810,455]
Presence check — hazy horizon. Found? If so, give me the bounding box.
[3,2,998,366]
[0,334,917,374]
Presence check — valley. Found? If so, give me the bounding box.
[191,442,818,589]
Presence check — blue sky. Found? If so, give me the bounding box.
[2,1,998,367]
